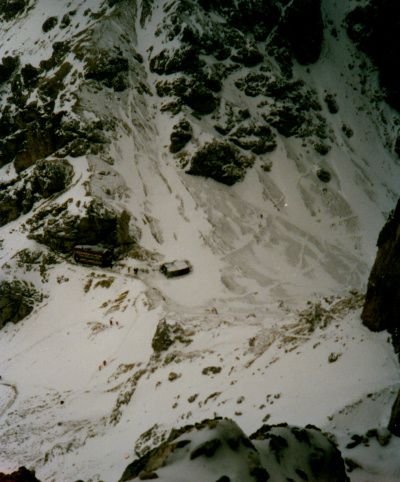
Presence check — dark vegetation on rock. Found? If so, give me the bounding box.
[361,199,400,352]
[0,280,42,329]
[187,140,253,185]
[27,199,133,255]
[346,0,400,111]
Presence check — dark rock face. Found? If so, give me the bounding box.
[187,140,253,185]
[279,0,323,65]
[119,418,349,482]
[0,467,41,482]
[388,390,400,436]
[361,199,400,352]
[27,199,133,254]
[346,0,400,111]
[0,280,42,329]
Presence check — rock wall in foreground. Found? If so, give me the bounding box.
[361,199,400,352]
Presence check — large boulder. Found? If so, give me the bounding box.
[169,119,192,153]
[0,280,42,329]
[361,199,400,352]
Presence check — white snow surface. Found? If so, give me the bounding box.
[0,0,400,481]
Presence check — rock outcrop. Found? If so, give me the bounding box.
[119,417,349,481]
[361,199,400,352]
[0,280,42,329]
[187,140,253,185]
[0,158,73,227]
[27,199,133,254]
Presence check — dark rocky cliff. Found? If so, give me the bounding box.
[361,200,400,352]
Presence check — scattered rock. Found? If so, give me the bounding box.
[317,168,331,183]
[328,352,341,363]
[342,124,354,138]
[168,372,180,382]
[202,366,222,375]
[324,93,339,114]
[169,119,192,153]
[42,16,58,33]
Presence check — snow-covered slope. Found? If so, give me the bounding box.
[0,0,399,480]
